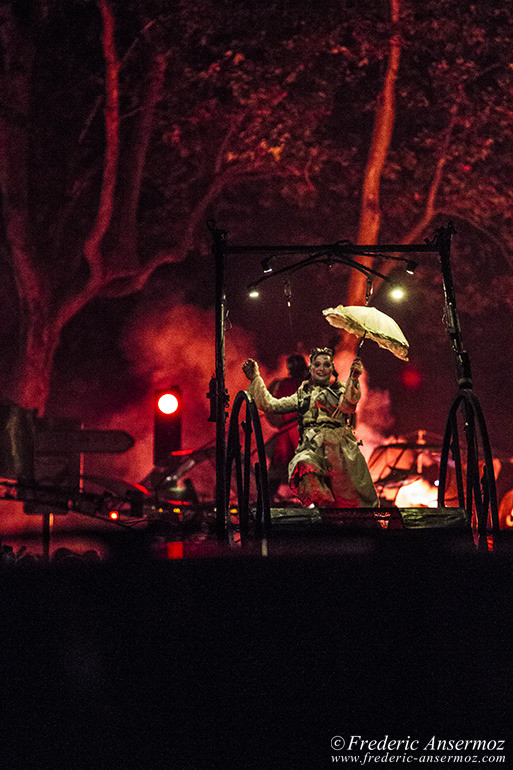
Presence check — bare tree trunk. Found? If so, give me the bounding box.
[344,0,402,329]
[0,3,48,410]
[12,318,61,412]
[0,0,121,412]
[0,0,340,415]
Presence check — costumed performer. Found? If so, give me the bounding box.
[242,347,378,508]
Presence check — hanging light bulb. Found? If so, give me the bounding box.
[248,285,260,299]
[390,286,405,301]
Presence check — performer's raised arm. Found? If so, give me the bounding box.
[333,357,363,416]
[242,359,298,415]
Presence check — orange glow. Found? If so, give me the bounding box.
[498,489,513,529]
[109,510,120,520]
[395,479,438,508]
[157,393,179,414]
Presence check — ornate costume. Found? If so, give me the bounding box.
[247,371,378,508]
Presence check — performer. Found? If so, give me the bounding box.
[242,348,378,508]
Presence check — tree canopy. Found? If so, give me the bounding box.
[0,0,512,418]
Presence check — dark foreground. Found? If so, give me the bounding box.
[1,531,512,769]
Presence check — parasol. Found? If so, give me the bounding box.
[322,304,409,360]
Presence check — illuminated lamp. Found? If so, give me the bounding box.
[248,284,260,298]
[157,392,179,414]
[389,286,405,301]
[154,387,182,466]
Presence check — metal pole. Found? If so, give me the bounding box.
[211,224,229,539]
[224,243,436,255]
[435,223,473,389]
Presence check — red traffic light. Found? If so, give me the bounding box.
[154,387,182,466]
[157,392,179,415]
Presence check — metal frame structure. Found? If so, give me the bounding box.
[210,222,499,541]
[225,390,271,541]
[434,225,499,541]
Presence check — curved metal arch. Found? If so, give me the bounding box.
[224,390,271,541]
[438,388,499,540]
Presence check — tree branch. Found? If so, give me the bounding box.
[214,111,247,174]
[435,208,512,266]
[399,107,457,247]
[372,108,458,286]
[98,166,247,297]
[108,51,167,271]
[81,0,120,289]
[51,0,120,334]
[97,162,298,298]
[0,3,43,307]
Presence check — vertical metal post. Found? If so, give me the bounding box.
[211,224,229,539]
[437,223,473,389]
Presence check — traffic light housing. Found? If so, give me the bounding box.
[153,387,182,466]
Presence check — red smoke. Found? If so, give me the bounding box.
[88,302,273,492]
[88,315,394,501]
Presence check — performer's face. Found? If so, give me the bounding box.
[310,354,333,385]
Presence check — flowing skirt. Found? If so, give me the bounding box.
[288,424,378,508]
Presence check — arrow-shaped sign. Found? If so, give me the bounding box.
[36,429,134,455]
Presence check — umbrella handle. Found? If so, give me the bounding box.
[357,330,367,350]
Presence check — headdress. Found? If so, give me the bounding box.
[309,347,334,365]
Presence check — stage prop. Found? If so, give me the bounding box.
[225,390,270,543]
[210,222,499,544]
[434,224,499,544]
[0,225,500,555]
[322,304,409,361]
[268,506,467,534]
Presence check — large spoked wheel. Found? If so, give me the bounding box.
[225,391,271,542]
[438,389,499,545]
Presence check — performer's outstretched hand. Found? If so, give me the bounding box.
[350,357,363,379]
[242,358,260,381]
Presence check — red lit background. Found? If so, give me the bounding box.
[0,0,512,536]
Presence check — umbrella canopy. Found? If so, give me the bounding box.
[322,304,409,360]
